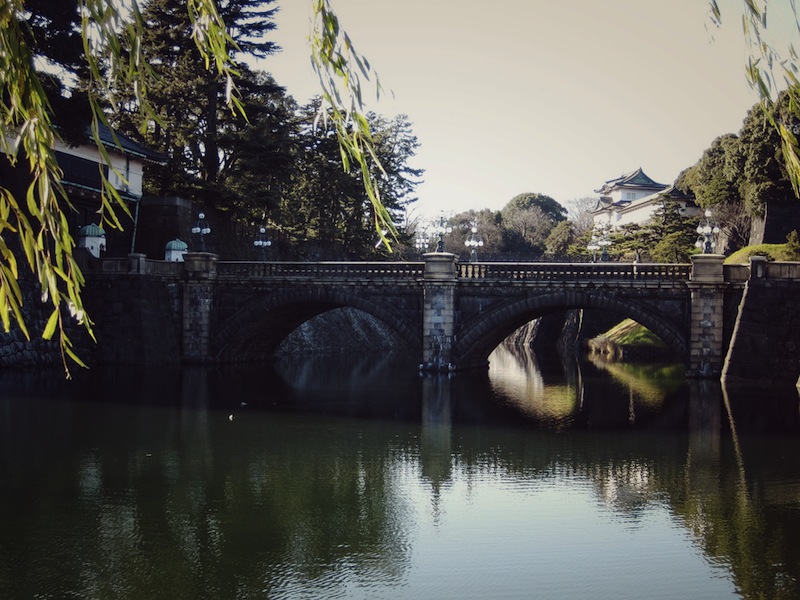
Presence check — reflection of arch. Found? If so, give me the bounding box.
[211,287,420,361]
[456,291,687,367]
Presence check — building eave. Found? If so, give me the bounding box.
[87,124,167,165]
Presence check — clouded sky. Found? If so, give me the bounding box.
[262,0,794,219]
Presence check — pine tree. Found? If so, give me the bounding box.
[117,0,279,197]
[275,102,422,259]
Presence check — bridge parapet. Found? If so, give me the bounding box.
[458,261,691,281]
[723,264,750,282]
[215,260,424,281]
[760,259,800,279]
[93,255,183,277]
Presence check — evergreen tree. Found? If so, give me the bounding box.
[544,220,576,257]
[446,209,503,258]
[117,0,279,198]
[220,73,298,221]
[19,1,92,142]
[276,102,421,259]
[735,92,797,217]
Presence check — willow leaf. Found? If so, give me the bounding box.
[41,307,60,341]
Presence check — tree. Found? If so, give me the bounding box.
[115,0,279,197]
[447,209,503,258]
[711,1,800,197]
[1,0,243,373]
[564,196,597,237]
[500,193,568,255]
[308,0,397,249]
[677,135,741,208]
[677,93,800,250]
[734,92,796,217]
[545,220,576,257]
[651,230,697,263]
[274,102,421,259]
[216,73,297,222]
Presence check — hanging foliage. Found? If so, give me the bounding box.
[309,0,397,250]
[0,0,243,375]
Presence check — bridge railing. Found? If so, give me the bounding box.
[457,262,692,281]
[93,256,184,277]
[723,264,750,282]
[764,261,800,279]
[90,256,699,282]
[216,261,425,280]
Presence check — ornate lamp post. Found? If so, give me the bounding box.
[464,221,484,263]
[695,209,721,254]
[415,228,431,255]
[253,226,272,260]
[598,233,612,262]
[191,212,211,252]
[433,215,452,253]
[587,239,599,263]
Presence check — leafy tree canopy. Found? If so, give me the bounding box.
[1,0,243,373]
[502,193,568,223]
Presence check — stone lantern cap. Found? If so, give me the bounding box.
[165,238,189,262]
[78,223,105,238]
[165,239,189,252]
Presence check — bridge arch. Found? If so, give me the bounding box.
[454,290,688,368]
[211,287,421,361]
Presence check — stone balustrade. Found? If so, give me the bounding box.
[458,262,692,281]
[215,261,425,281]
[90,254,800,287]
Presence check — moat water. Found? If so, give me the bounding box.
[1,346,800,599]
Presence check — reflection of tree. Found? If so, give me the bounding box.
[587,356,685,408]
[488,345,688,429]
[666,384,800,600]
[488,344,579,428]
[3,366,800,599]
[0,397,415,599]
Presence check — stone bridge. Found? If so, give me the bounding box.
[84,252,765,379]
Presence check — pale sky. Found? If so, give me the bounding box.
[261,0,794,219]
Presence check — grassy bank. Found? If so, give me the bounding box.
[587,318,672,362]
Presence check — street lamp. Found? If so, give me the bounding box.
[253,226,272,260]
[587,239,600,263]
[598,235,612,262]
[191,212,211,252]
[695,208,721,254]
[433,215,452,252]
[464,221,484,263]
[415,229,431,255]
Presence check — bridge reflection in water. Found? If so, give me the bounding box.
[1,349,800,599]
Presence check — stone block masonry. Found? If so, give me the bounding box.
[420,253,458,370]
[4,251,800,387]
[722,257,800,386]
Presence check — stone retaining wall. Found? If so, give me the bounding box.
[722,262,800,386]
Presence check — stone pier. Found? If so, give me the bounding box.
[420,252,457,370]
[688,254,726,377]
[181,252,217,363]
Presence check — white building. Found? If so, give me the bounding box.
[54,124,165,255]
[591,167,698,229]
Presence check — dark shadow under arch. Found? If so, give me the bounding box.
[455,290,687,367]
[211,287,421,362]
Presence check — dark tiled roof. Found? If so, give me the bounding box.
[659,185,695,201]
[595,167,668,195]
[93,123,167,163]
